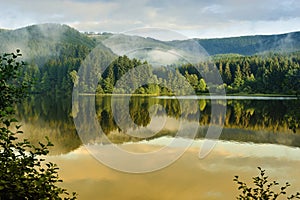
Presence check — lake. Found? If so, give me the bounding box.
[16,95,300,199]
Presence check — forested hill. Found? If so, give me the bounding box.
[0,23,95,50]
[0,23,116,95]
[0,23,97,65]
[90,31,300,56]
[90,30,300,56]
[2,23,300,57]
[0,23,299,95]
[195,31,300,55]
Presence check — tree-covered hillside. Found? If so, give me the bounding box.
[0,23,96,65]
[0,24,299,95]
[92,30,300,56]
[0,24,115,95]
[189,31,300,55]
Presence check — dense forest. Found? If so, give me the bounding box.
[18,50,300,95]
[212,52,300,94]
[1,24,299,95]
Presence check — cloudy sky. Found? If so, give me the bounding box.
[1,0,300,38]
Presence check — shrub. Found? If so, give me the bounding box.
[234,167,300,200]
[0,50,77,199]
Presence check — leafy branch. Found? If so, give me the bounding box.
[0,50,77,199]
[234,167,300,200]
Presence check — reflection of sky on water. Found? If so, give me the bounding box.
[62,137,300,163]
[48,140,300,200]
[140,137,300,160]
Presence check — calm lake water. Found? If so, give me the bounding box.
[16,95,300,199]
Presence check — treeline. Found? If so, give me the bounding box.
[93,55,207,95]
[18,44,93,94]
[95,52,300,95]
[213,52,300,94]
[179,52,300,94]
[19,47,300,95]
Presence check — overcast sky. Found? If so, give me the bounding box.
[1,0,300,38]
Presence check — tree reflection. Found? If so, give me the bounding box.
[16,95,81,155]
[15,95,300,155]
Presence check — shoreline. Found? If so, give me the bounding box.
[77,93,298,98]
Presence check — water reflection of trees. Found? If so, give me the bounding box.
[224,100,293,132]
[89,96,300,146]
[96,96,300,134]
[16,95,300,154]
[16,95,81,155]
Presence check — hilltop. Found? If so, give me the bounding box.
[1,23,300,57]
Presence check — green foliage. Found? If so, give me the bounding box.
[12,49,300,96]
[61,51,300,95]
[2,24,298,96]
[174,51,299,94]
[233,64,244,89]
[2,24,299,96]
[0,51,77,199]
[69,70,79,87]
[234,167,300,199]
[197,78,207,92]
[0,50,28,113]
[211,52,300,94]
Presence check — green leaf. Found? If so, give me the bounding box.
[10,118,18,123]
[3,120,10,127]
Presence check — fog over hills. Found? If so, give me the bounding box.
[0,23,299,99]
[1,23,300,58]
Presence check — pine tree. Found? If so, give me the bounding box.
[224,62,232,85]
[233,64,244,89]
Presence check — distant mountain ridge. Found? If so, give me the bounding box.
[195,31,300,55]
[90,29,300,56]
[0,23,300,57]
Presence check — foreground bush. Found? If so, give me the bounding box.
[0,50,76,199]
[234,167,300,200]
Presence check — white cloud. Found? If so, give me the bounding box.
[0,0,300,38]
